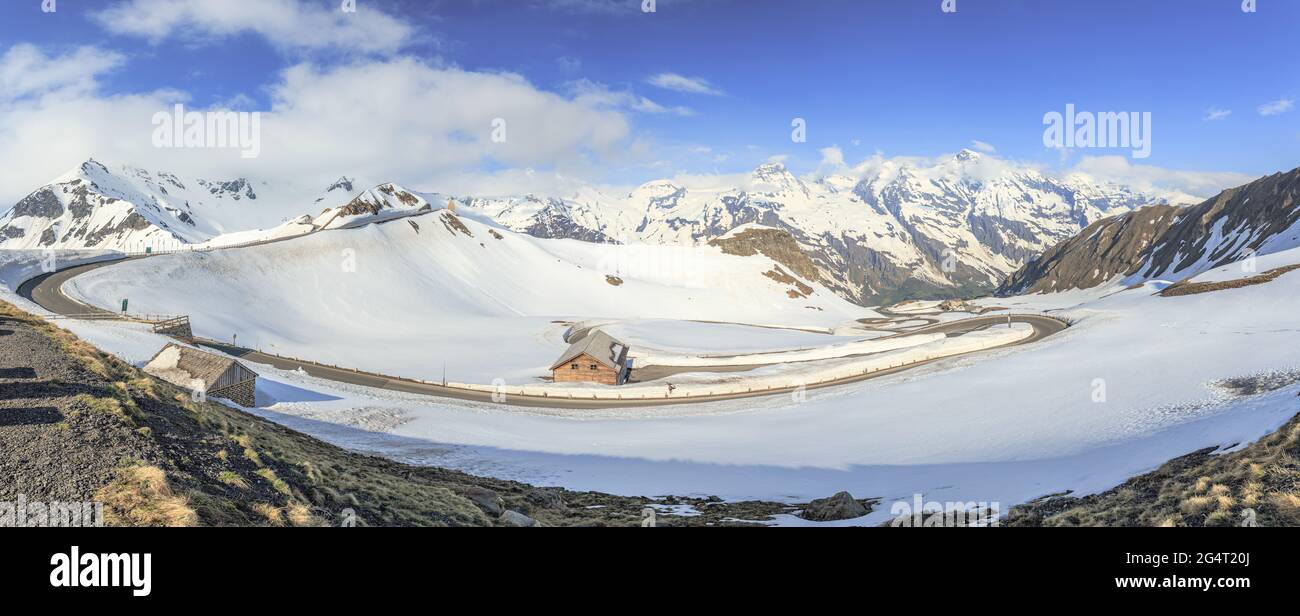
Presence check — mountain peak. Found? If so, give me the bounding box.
[954,148,982,162]
[326,176,355,193]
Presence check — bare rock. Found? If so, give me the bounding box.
[799,491,869,521]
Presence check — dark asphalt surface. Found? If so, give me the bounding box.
[18,257,1067,409]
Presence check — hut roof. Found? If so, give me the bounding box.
[549,330,629,371]
[143,343,256,390]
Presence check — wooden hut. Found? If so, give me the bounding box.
[549,331,630,385]
[144,343,258,406]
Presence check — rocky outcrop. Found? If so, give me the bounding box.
[709,226,821,283]
[799,491,870,521]
[10,188,64,219]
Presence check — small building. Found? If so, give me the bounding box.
[549,331,631,385]
[143,343,258,407]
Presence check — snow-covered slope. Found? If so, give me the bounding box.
[459,150,1185,304]
[65,211,868,383]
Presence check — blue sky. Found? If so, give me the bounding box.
[0,0,1296,202]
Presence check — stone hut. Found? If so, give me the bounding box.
[144,343,258,407]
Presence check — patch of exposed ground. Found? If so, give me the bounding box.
[1159,264,1300,297]
[1212,369,1300,397]
[762,266,814,298]
[709,227,821,282]
[440,211,473,237]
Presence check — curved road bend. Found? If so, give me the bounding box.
[19,258,1067,409]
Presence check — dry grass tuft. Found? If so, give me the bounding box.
[285,503,319,527]
[95,465,198,527]
[252,502,285,526]
[255,468,292,496]
[217,471,249,489]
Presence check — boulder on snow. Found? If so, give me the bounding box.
[799,491,869,521]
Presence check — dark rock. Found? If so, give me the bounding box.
[524,487,565,511]
[799,491,869,521]
[462,487,504,517]
[9,188,64,219]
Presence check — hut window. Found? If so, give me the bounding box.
[570,363,578,370]
[589,363,598,370]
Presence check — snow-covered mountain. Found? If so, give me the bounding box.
[459,150,1188,304]
[0,161,434,252]
[998,165,1300,295]
[2,152,1191,304]
[0,160,306,251]
[312,183,439,230]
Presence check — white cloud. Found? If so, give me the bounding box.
[969,140,997,153]
[646,73,722,96]
[1204,107,1232,121]
[630,97,695,116]
[1065,155,1253,201]
[818,150,1248,204]
[0,44,126,102]
[818,145,846,169]
[1257,97,1294,116]
[0,48,637,207]
[93,0,415,55]
[568,80,694,116]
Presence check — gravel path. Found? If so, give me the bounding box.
[0,312,158,503]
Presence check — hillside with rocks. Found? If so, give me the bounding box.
[999,166,1300,295]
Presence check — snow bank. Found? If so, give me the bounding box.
[196,217,316,249]
[0,249,119,293]
[629,330,944,367]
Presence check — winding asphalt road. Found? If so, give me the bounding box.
[17,257,1067,409]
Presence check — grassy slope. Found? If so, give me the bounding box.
[1008,400,1300,527]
